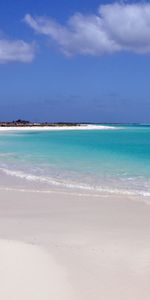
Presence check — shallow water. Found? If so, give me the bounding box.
[0,125,150,197]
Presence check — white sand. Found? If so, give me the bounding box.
[0,124,117,131]
[0,239,72,300]
[0,189,150,299]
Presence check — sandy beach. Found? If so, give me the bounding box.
[0,124,117,131]
[0,188,150,299]
[1,0,150,298]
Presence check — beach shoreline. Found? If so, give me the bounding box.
[0,125,150,299]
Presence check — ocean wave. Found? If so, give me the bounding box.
[0,167,150,198]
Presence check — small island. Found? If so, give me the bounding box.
[0,119,141,128]
[0,119,81,127]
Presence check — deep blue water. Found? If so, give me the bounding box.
[0,125,150,196]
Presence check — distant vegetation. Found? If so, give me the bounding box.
[0,120,81,127]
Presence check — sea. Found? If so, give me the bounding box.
[0,125,150,197]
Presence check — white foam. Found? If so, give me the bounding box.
[0,167,61,185]
[0,167,150,198]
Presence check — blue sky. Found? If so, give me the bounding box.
[0,0,150,123]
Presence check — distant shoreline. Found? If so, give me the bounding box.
[0,124,117,131]
[0,121,148,131]
[0,121,147,127]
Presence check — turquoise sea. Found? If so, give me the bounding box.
[0,125,150,197]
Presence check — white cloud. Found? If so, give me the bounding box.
[25,3,150,56]
[0,39,36,63]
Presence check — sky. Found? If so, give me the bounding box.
[0,0,150,123]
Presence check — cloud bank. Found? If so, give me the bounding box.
[0,39,36,63]
[25,2,150,56]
